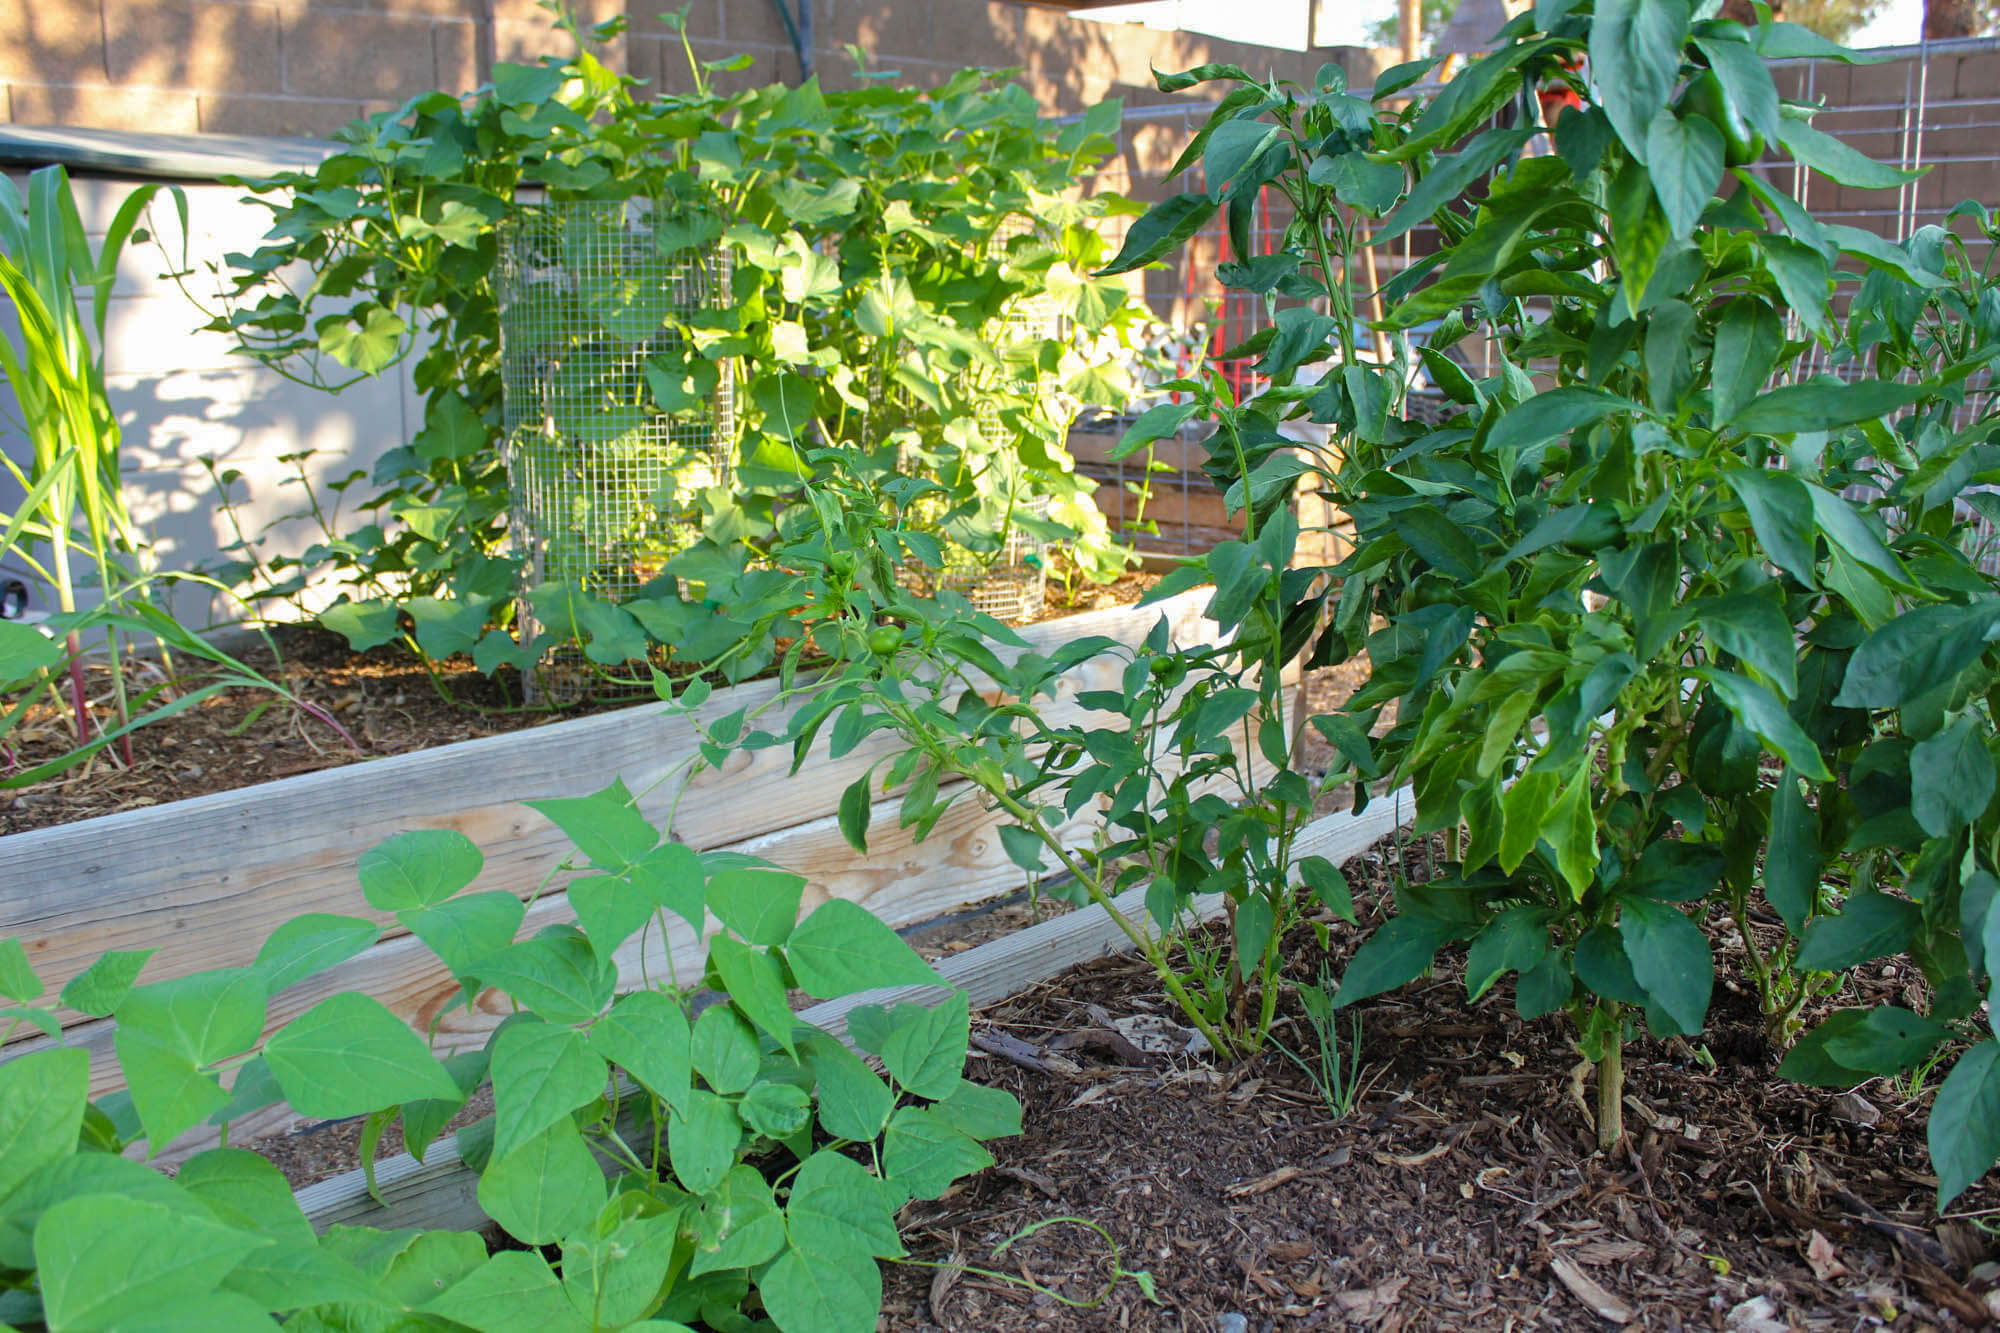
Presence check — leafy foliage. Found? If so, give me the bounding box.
[0,779,1014,1330]
[208,24,1154,686]
[1107,1,2000,1189]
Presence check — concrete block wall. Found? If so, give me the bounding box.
[0,1,1383,136]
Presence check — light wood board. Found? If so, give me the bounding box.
[294,788,1414,1233]
[0,590,1219,1039]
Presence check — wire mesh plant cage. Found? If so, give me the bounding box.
[497,198,733,701]
[885,214,1071,622]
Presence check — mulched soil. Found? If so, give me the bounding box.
[0,563,1161,836]
[876,841,2000,1331]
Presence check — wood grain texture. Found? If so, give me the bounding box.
[0,590,1218,1039]
[295,788,1416,1234]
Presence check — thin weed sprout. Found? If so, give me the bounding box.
[1269,962,1378,1119]
[894,1215,1160,1310]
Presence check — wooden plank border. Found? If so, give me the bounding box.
[293,788,1414,1234]
[0,590,1218,1038]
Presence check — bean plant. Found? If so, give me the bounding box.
[0,782,1013,1330]
[1105,0,2000,1192]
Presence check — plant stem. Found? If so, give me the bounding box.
[1596,1016,1624,1153]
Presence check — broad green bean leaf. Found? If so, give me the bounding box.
[0,619,60,681]
[1730,377,1929,435]
[1932,1040,2000,1206]
[114,1027,229,1150]
[1967,870,2000,980]
[1824,1006,1951,1077]
[1645,111,1724,238]
[221,1239,395,1311]
[57,948,150,1016]
[568,872,661,968]
[0,1153,191,1270]
[624,840,706,932]
[741,1079,811,1137]
[477,926,617,1025]
[589,990,693,1108]
[667,1088,740,1194]
[1723,467,1818,588]
[1775,117,1920,190]
[1912,715,1996,837]
[759,1243,881,1333]
[335,1226,485,1302]
[491,60,566,105]
[1332,915,1459,1008]
[707,866,805,947]
[1793,891,1920,971]
[358,829,484,911]
[1694,588,1798,699]
[880,993,970,1101]
[525,778,657,872]
[801,1030,894,1141]
[932,1082,1023,1142]
[1835,601,2000,709]
[752,372,816,440]
[691,1004,760,1094]
[399,892,524,992]
[788,1148,903,1260]
[119,967,268,1070]
[1465,908,1551,1002]
[402,1049,486,1163]
[0,1048,87,1198]
[560,1209,682,1327]
[0,932,35,996]
[1711,301,1784,425]
[690,1164,784,1276]
[178,1149,315,1249]
[424,1250,590,1333]
[883,1104,993,1200]
[1589,0,1690,162]
[1763,769,1821,933]
[490,1020,606,1161]
[1098,193,1218,275]
[1617,897,1712,1034]
[35,1194,271,1332]
[785,899,940,999]
[252,916,377,995]
[1695,670,1829,779]
[477,1118,607,1247]
[706,933,797,1056]
[264,993,459,1118]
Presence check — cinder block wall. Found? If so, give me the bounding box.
[0,1,1382,137]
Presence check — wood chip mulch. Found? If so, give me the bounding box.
[878,839,2000,1332]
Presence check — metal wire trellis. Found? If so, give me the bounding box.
[497,199,734,698]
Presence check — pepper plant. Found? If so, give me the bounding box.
[0,787,1013,1331]
[1101,0,2000,1165]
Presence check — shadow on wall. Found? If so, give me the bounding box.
[0,174,415,629]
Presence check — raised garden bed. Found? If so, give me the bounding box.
[0,588,1232,1154]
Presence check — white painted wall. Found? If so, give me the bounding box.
[0,171,417,627]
